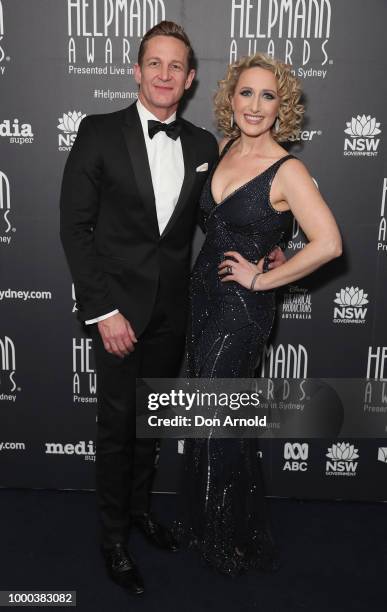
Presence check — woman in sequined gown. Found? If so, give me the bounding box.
[176,54,342,576]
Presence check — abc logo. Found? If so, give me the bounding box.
[283,442,308,472]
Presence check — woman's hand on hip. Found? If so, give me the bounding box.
[218,251,262,290]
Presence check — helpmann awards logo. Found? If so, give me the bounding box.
[0,170,15,245]
[286,176,319,252]
[333,287,368,324]
[377,178,387,252]
[343,115,381,157]
[363,348,387,417]
[366,346,387,380]
[229,0,333,78]
[66,0,165,74]
[259,343,308,378]
[73,337,97,404]
[0,336,19,400]
[57,111,86,151]
[0,1,10,76]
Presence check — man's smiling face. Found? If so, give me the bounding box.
[134,35,195,120]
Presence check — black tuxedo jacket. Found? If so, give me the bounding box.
[60,102,218,336]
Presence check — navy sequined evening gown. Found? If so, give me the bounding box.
[176,139,295,576]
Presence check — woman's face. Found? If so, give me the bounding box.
[231,66,280,139]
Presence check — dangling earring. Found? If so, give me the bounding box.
[230,113,234,128]
[274,117,280,132]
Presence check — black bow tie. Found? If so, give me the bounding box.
[148,119,182,140]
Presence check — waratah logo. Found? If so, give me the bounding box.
[344,115,381,138]
[326,442,359,461]
[58,111,86,152]
[334,287,368,307]
[58,111,85,134]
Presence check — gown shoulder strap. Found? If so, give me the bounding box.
[268,154,297,181]
[276,153,296,167]
[219,137,237,158]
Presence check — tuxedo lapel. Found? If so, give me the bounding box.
[121,104,159,236]
[161,123,196,238]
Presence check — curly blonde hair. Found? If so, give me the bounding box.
[214,53,304,142]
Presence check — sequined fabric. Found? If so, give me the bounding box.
[175,140,295,576]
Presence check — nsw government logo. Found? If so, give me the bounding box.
[58,111,86,151]
[333,287,368,324]
[283,442,308,472]
[325,442,359,477]
[281,285,311,320]
[343,115,381,157]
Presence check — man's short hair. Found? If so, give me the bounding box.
[137,21,195,71]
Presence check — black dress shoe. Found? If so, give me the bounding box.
[103,543,144,595]
[132,513,179,552]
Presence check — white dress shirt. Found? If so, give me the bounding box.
[85,99,184,325]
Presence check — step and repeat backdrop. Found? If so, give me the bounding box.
[0,0,386,500]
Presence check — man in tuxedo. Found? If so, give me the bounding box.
[60,20,283,594]
[60,21,219,595]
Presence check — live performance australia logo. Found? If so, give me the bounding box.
[377,178,387,252]
[0,119,34,145]
[343,115,381,157]
[66,0,165,75]
[325,442,359,477]
[73,337,97,404]
[0,336,20,401]
[0,170,15,245]
[57,111,86,152]
[332,287,368,324]
[229,0,333,78]
[0,1,11,76]
[283,442,308,471]
[280,285,311,320]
